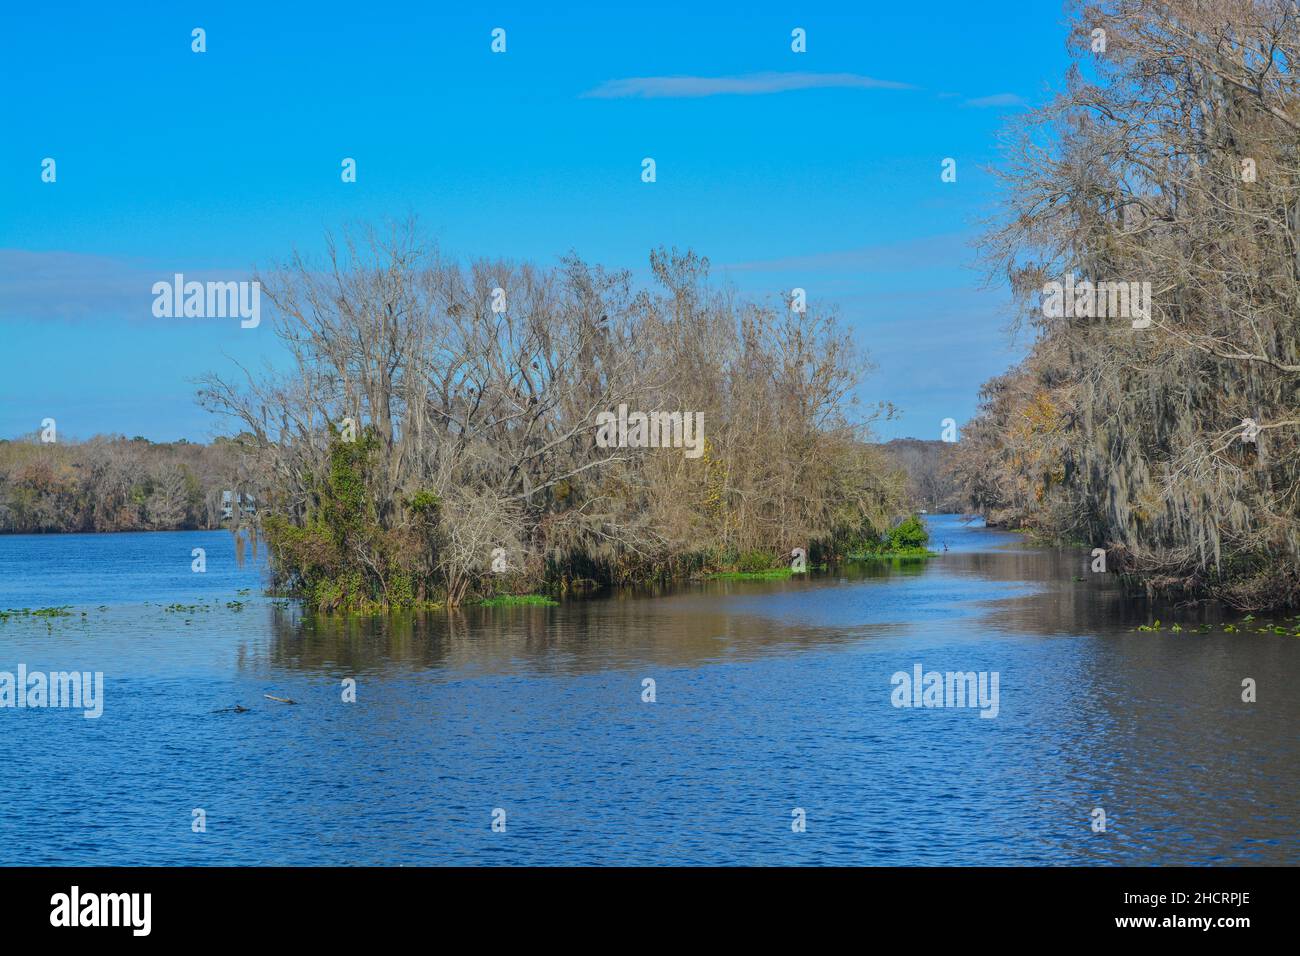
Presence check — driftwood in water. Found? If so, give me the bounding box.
[263,694,297,705]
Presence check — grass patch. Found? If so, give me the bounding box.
[846,547,937,562]
[708,567,797,580]
[706,562,834,581]
[339,599,447,615]
[476,594,559,607]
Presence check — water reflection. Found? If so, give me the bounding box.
[250,515,1282,675]
[255,576,920,677]
[1,515,1295,865]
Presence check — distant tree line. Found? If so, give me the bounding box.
[951,0,1300,611]
[0,435,249,533]
[200,221,915,609]
[878,439,964,513]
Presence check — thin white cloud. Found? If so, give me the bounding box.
[963,92,1027,108]
[583,71,916,99]
[0,249,255,323]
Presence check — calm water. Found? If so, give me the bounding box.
[0,516,1295,865]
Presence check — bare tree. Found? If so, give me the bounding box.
[963,0,1300,608]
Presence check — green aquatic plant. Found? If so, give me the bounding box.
[0,606,74,621]
[164,603,210,613]
[708,567,797,580]
[848,548,936,561]
[476,594,559,607]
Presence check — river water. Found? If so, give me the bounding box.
[0,515,1295,865]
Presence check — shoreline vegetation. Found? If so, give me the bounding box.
[0,238,948,612]
[949,3,1300,613]
[193,228,922,612]
[3,552,1298,636]
[0,426,938,607]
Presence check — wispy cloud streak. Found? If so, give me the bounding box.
[962,93,1027,108]
[583,71,915,99]
[0,249,255,323]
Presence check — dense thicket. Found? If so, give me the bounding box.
[953,0,1300,610]
[0,436,246,533]
[200,223,911,609]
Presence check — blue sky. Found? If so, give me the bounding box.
[0,1,1071,442]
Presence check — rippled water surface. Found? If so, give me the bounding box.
[0,516,1295,865]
